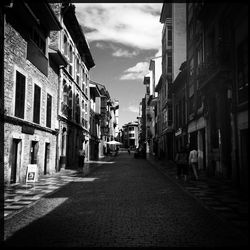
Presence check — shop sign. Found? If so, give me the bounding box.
[22,125,34,135]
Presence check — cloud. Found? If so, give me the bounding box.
[120,62,149,80]
[112,48,138,58]
[128,105,139,113]
[124,105,139,113]
[75,3,162,51]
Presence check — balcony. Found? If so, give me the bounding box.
[197,48,231,89]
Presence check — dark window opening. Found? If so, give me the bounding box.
[33,84,41,124]
[15,71,26,119]
[46,93,52,128]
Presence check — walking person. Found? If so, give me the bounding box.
[175,149,182,179]
[128,146,131,155]
[79,148,85,168]
[175,147,188,181]
[189,146,199,180]
[115,146,119,156]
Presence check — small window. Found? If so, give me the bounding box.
[15,71,26,119]
[237,38,248,104]
[33,84,41,124]
[46,93,52,128]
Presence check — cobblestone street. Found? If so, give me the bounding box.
[4,152,248,247]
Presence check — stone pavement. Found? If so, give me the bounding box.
[3,155,114,220]
[3,152,248,238]
[146,154,248,235]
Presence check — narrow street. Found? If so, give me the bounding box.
[4,152,247,247]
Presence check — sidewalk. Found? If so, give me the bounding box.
[146,154,248,235]
[3,155,114,220]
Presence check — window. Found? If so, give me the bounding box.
[167,26,172,46]
[76,58,80,84]
[82,100,85,125]
[189,95,194,114]
[167,55,172,74]
[189,57,194,76]
[46,93,52,128]
[237,38,248,104]
[168,105,172,126]
[33,84,41,124]
[69,45,73,75]
[68,87,72,120]
[75,93,80,123]
[31,28,46,54]
[63,35,68,57]
[15,71,26,119]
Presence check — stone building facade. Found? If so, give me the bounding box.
[186,3,248,193]
[4,2,62,184]
[160,3,187,160]
[49,3,95,170]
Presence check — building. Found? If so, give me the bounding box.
[50,3,95,170]
[187,3,248,193]
[4,2,62,184]
[160,3,186,160]
[89,81,101,160]
[172,61,188,154]
[122,121,139,149]
[148,57,162,158]
[111,99,119,140]
[96,83,112,156]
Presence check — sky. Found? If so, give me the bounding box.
[75,3,163,128]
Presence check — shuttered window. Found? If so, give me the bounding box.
[15,71,26,119]
[33,84,41,124]
[46,93,52,128]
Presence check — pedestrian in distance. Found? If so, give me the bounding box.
[175,149,182,179]
[189,146,199,180]
[115,146,119,156]
[128,146,131,155]
[175,147,188,181]
[79,148,85,168]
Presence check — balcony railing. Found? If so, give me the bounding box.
[197,46,231,88]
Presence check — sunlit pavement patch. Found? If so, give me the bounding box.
[74,177,99,182]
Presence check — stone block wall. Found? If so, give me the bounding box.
[4,20,59,185]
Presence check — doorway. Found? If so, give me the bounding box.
[11,139,21,184]
[44,143,50,175]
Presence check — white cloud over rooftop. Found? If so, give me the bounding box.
[75,3,162,51]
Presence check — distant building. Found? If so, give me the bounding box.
[160,3,186,160]
[89,81,101,160]
[122,122,139,149]
[172,61,188,154]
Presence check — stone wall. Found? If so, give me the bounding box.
[4,20,59,184]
